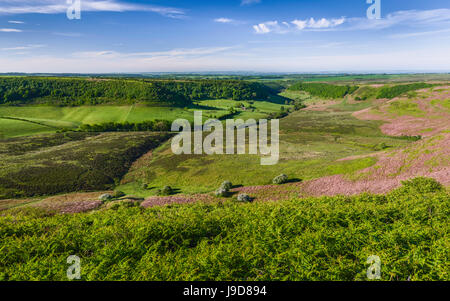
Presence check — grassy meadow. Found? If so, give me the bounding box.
[0,99,288,138]
[119,109,411,196]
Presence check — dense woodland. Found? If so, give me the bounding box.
[376,83,434,99]
[288,82,359,99]
[0,77,273,106]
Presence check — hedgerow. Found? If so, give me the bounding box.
[0,178,448,281]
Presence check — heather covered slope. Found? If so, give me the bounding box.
[242,86,450,198]
[0,132,171,199]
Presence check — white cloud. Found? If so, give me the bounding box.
[1,44,45,51]
[389,28,450,39]
[2,46,450,73]
[253,21,290,34]
[241,0,261,6]
[0,0,185,18]
[291,20,307,30]
[8,20,24,24]
[0,28,22,32]
[346,9,450,30]
[254,8,450,34]
[214,18,233,24]
[52,32,83,37]
[307,17,345,29]
[72,46,236,59]
[254,17,346,34]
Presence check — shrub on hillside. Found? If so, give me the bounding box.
[99,194,113,202]
[157,186,173,196]
[273,174,288,185]
[237,193,252,202]
[393,177,444,195]
[220,181,233,190]
[215,187,230,197]
[113,191,126,198]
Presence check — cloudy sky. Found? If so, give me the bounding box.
[0,0,449,73]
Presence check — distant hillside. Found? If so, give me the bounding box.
[0,77,273,106]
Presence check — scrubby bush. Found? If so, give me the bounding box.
[220,181,233,190]
[113,191,126,198]
[237,193,252,202]
[215,181,234,197]
[157,186,173,196]
[107,200,140,210]
[215,188,230,197]
[273,174,288,184]
[99,194,113,202]
[392,177,444,195]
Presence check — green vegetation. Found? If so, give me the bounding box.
[0,77,273,106]
[0,117,55,138]
[0,99,289,138]
[386,100,424,117]
[376,83,434,99]
[0,178,447,281]
[157,186,174,196]
[431,98,450,112]
[119,110,411,196]
[0,132,171,198]
[273,174,289,184]
[353,86,379,101]
[77,120,172,132]
[0,77,189,106]
[288,82,358,99]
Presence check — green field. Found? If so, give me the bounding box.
[0,100,288,138]
[0,118,55,138]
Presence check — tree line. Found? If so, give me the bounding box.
[0,77,274,106]
[76,120,172,132]
[142,79,272,101]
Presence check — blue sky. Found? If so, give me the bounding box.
[0,0,449,73]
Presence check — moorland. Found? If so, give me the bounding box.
[0,74,448,280]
